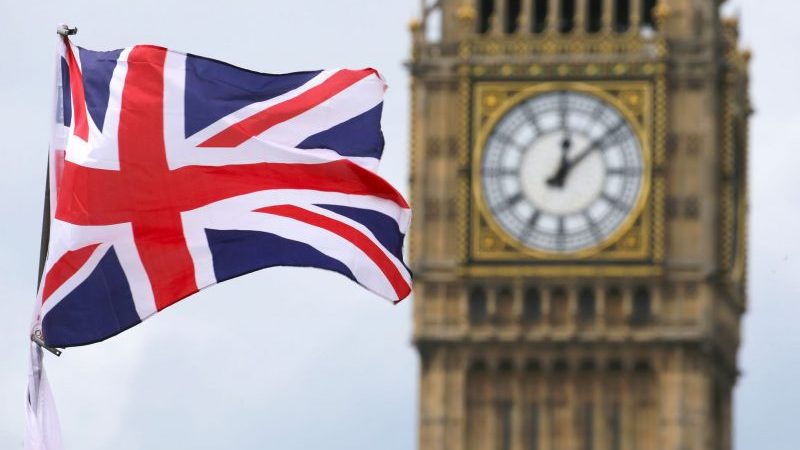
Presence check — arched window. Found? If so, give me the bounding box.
[467,361,490,447]
[642,0,658,29]
[587,0,603,33]
[609,403,622,450]
[615,0,631,32]
[605,287,624,325]
[505,0,522,34]
[560,0,576,33]
[550,359,569,406]
[478,0,495,34]
[633,360,653,408]
[550,287,568,325]
[496,287,514,324]
[524,287,542,323]
[528,403,540,450]
[582,402,594,450]
[533,0,549,33]
[632,286,651,326]
[578,287,596,323]
[469,286,488,324]
[496,361,514,450]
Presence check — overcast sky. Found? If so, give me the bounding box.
[0,1,797,449]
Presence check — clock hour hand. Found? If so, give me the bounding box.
[546,134,572,188]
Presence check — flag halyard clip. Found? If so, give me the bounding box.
[31,330,62,357]
[56,25,78,37]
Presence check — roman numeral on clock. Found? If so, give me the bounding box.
[601,192,628,211]
[583,212,602,241]
[492,133,523,152]
[556,216,566,250]
[495,192,525,213]
[607,167,639,177]
[482,167,518,178]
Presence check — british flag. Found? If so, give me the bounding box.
[35,39,412,348]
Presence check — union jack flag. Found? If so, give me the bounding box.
[35,39,412,348]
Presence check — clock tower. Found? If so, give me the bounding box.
[408,1,749,449]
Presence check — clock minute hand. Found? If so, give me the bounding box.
[564,142,599,172]
[563,121,625,175]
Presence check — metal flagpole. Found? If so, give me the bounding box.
[31,163,61,356]
[24,27,75,450]
[29,24,78,357]
[36,164,49,292]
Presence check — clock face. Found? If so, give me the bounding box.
[480,90,645,254]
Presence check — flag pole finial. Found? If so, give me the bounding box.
[56,25,78,37]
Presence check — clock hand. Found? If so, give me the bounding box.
[560,121,626,180]
[546,133,572,188]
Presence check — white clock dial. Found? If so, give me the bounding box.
[480,90,645,254]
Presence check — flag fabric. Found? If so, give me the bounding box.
[33,37,412,350]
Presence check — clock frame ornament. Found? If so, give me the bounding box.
[467,79,665,272]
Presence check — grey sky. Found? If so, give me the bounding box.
[0,1,796,449]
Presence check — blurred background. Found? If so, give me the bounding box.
[0,0,797,449]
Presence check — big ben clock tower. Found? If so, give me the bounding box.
[408,1,749,449]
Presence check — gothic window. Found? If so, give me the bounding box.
[424,198,440,219]
[582,402,594,450]
[578,287,596,323]
[528,404,540,450]
[496,362,514,450]
[467,361,490,450]
[446,136,459,157]
[615,0,630,32]
[550,287,568,325]
[633,361,653,406]
[587,0,603,33]
[497,400,512,450]
[642,0,658,29]
[685,283,698,298]
[446,201,457,220]
[551,360,569,405]
[560,0,576,33]
[469,286,488,324]
[524,287,542,323]
[685,134,701,157]
[426,137,441,157]
[666,196,679,219]
[605,287,624,325]
[684,196,700,219]
[631,286,651,326]
[425,5,443,42]
[496,287,514,324]
[533,0,549,33]
[609,403,622,450]
[479,0,495,34]
[506,0,522,34]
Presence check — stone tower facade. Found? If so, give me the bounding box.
[408,1,750,450]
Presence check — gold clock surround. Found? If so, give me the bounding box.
[464,76,667,275]
[472,81,653,260]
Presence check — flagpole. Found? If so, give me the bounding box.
[30,24,78,358]
[24,27,74,450]
[32,163,61,357]
[36,164,50,291]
